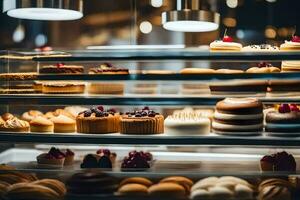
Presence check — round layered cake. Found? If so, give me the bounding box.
[76,106,120,134]
[120,107,164,135]
[212,98,263,135]
[280,36,300,51]
[265,104,300,136]
[210,40,242,52]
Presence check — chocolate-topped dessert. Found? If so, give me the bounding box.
[39,63,84,74]
[76,106,120,134]
[260,151,296,172]
[120,107,164,135]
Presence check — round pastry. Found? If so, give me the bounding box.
[118,183,148,196]
[66,172,118,195]
[76,106,120,134]
[0,174,29,185]
[39,63,84,74]
[247,62,280,73]
[165,110,210,135]
[50,115,76,133]
[280,36,300,51]
[1,113,14,121]
[30,116,54,133]
[265,104,300,136]
[210,35,242,52]
[160,176,193,194]
[209,80,268,96]
[260,151,296,172]
[215,69,244,74]
[0,117,30,132]
[120,107,164,135]
[180,68,215,74]
[37,147,65,167]
[22,110,44,122]
[148,182,186,197]
[88,63,129,95]
[281,61,300,72]
[258,178,292,200]
[32,179,66,197]
[212,98,263,135]
[119,177,153,187]
[242,44,279,52]
[64,149,75,166]
[42,81,86,94]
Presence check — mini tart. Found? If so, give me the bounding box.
[36,153,65,166]
[280,41,300,51]
[0,117,29,132]
[76,110,120,134]
[120,109,164,135]
[42,81,86,94]
[50,115,76,133]
[39,64,84,74]
[22,110,44,122]
[30,116,54,133]
[210,40,242,52]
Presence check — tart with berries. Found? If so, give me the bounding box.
[88,63,129,95]
[36,147,66,167]
[39,63,84,74]
[265,104,300,136]
[260,151,296,172]
[76,106,120,134]
[280,35,300,51]
[210,30,242,52]
[120,107,164,135]
[121,151,153,171]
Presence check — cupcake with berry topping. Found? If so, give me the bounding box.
[88,63,129,95]
[121,151,153,171]
[246,62,280,73]
[36,147,65,167]
[280,34,300,51]
[210,30,242,52]
[76,106,120,134]
[120,107,164,135]
[265,104,300,137]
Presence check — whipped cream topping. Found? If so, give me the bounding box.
[283,41,300,46]
[4,117,29,128]
[212,121,263,130]
[214,110,263,120]
[210,40,242,48]
[224,97,258,105]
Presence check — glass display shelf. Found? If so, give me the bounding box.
[3,72,300,81]
[0,132,299,146]
[32,50,300,61]
[0,95,300,105]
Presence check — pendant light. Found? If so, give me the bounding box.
[3,0,83,21]
[162,0,220,32]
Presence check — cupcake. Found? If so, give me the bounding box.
[30,116,54,133]
[50,115,76,133]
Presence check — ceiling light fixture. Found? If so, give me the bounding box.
[162,0,220,32]
[3,0,83,21]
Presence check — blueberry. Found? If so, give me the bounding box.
[84,110,92,117]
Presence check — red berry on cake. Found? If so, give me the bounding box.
[292,35,300,43]
[278,104,291,113]
[56,63,65,68]
[222,35,233,43]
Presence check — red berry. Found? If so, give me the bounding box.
[278,104,291,113]
[97,106,104,111]
[290,104,300,112]
[223,35,233,42]
[56,63,64,68]
[292,35,300,43]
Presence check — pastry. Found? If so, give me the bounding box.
[0,72,37,80]
[0,117,30,132]
[22,110,44,122]
[39,63,84,74]
[260,151,296,172]
[120,107,164,135]
[212,98,263,135]
[160,176,193,195]
[42,81,86,94]
[281,61,300,72]
[247,62,280,73]
[88,63,129,95]
[258,178,292,200]
[0,181,9,198]
[30,116,54,133]
[33,81,43,93]
[280,35,300,51]
[210,33,242,52]
[215,69,244,74]
[242,44,279,52]
[76,106,120,134]
[36,147,65,167]
[32,179,66,197]
[265,104,300,136]
[66,172,118,195]
[191,176,253,200]
[50,114,76,133]
[119,177,153,187]
[165,108,211,135]
[209,80,268,96]
[118,183,149,196]
[121,151,153,171]
[148,182,186,198]
[63,106,87,119]
[180,68,215,74]
[1,113,14,121]
[64,149,75,166]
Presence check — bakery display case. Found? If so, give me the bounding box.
[0,48,300,200]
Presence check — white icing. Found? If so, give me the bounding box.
[210,41,242,49]
[284,41,300,46]
[223,98,258,105]
[214,111,263,120]
[212,121,263,130]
